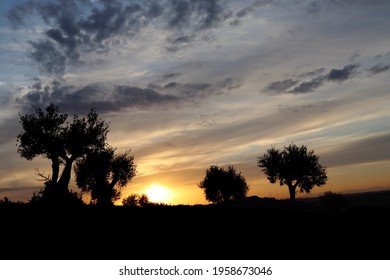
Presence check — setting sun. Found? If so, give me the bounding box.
[146,184,170,203]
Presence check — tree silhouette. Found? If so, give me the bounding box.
[122,193,149,207]
[257,143,328,201]
[74,147,136,206]
[199,165,249,204]
[16,103,109,203]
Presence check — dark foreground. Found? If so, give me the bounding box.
[1,202,390,260]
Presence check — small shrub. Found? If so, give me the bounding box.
[319,191,348,213]
[122,193,149,207]
[28,186,84,207]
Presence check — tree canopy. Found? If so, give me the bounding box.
[17,103,109,202]
[257,143,328,201]
[75,147,136,206]
[122,193,149,207]
[199,165,249,204]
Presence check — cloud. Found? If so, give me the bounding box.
[265,79,299,93]
[27,39,67,75]
[0,83,15,108]
[321,133,390,167]
[367,64,390,75]
[265,64,361,94]
[374,51,390,59]
[0,115,21,146]
[8,1,88,74]
[232,0,276,25]
[218,77,240,90]
[165,81,214,98]
[167,0,229,30]
[16,76,240,114]
[160,72,181,82]
[163,0,233,52]
[6,1,143,74]
[277,104,315,114]
[165,32,197,52]
[348,51,360,62]
[161,72,181,81]
[7,0,234,75]
[163,78,240,98]
[16,80,180,114]
[291,64,359,94]
[304,0,390,15]
[151,77,240,99]
[326,64,359,82]
[0,186,36,194]
[289,76,325,94]
[298,68,326,78]
[6,1,35,28]
[138,99,353,171]
[305,1,322,14]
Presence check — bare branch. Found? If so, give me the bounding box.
[34,168,51,182]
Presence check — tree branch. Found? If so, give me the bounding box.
[35,168,51,182]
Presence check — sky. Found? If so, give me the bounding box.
[0,0,390,205]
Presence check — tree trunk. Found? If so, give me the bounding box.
[288,183,296,201]
[50,156,59,185]
[108,174,119,190]
[97,194,114,207]
[57,157,74,194]
[95,183,114,207]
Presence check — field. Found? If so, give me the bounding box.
[1,190,390,260]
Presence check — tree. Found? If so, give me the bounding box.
[122,193,149,207]
[199,165,249,204]
[16,103,109,202]
[257,143,328,201]
[74,147,136,206]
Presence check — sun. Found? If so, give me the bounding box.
[145,184,170,203]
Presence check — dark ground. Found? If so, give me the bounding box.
[1,191,390,260]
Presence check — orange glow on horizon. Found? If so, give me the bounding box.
[90,160,390,206]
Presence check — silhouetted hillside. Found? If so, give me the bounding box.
[298,190,390,211]
[1,190,389,260]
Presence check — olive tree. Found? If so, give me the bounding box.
[75,147,136,206]
[122,193,149,207]
[257,143,328,201]
[199,165,249,204]
[16,103,109,202]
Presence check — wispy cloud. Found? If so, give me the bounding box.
[321,132,390,167]
[264,64,360,94]
[265,79,299,93]
[367,64,390,75]
[289,76,325,94]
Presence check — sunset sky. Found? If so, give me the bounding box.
[1,0,389,205]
